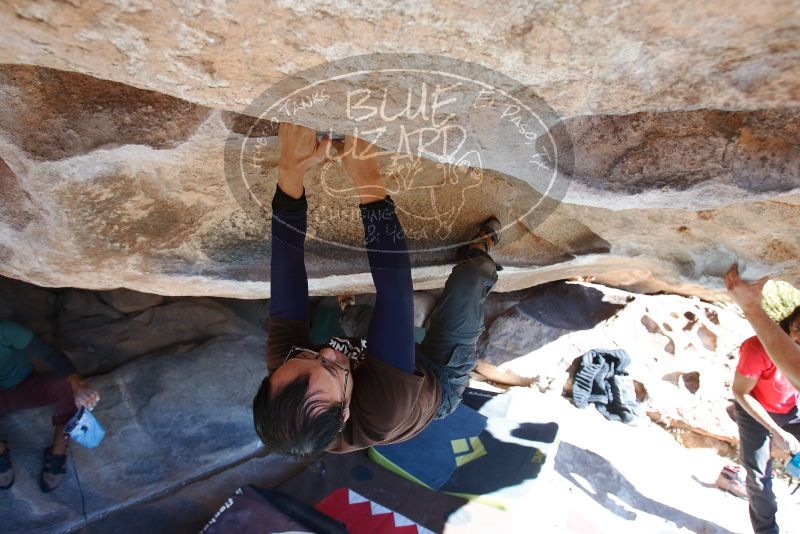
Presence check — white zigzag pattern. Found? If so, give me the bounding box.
[348,489,369,504]
[346,489,437,532]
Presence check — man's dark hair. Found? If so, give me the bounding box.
[252,374,342,456]
[779,305,800,334]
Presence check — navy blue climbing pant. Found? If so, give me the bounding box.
[340,250,498,419]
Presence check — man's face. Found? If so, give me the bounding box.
[269,347,354,421]
[790,317,800,345]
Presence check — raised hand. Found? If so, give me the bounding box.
[333,135,386,204]
[724,263,769,313]
[66,375,100,410]
[278,123,335,199]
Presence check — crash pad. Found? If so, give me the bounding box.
[200,485,345,534]
[316,488,434,534]
[369,388,560,510]
[276,450,471,533]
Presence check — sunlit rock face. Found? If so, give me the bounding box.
[1,1,796,116]
[0,1,798,298]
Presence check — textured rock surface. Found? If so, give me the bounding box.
[0,62,798,298]
[0,3,799,298]
[0,333,268,533]
[1,1,797,116]
[55,287,263,374]
[477,281,756,452]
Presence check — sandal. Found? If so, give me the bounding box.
[715,464,748,500]
[40,447,67,493]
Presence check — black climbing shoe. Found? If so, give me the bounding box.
[40,447,67,493]
[337,294,356,312]
[458,217,502,261]
[0,443,13,490]
[474,216,502,251]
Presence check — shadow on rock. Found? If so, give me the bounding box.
[478,282,628,366]
[554,442,737,534]
[56,288,263,375]
[516,282,626,330]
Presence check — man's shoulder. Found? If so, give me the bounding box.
[268,317,309,336]
[737,335,771,374]
[351,353,427,413]
[266,317,311,374]
[740,335,766,359]
[356,351,427,380]
[0,319,34,348]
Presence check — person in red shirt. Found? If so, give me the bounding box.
[726,264,800,391]
[732,304,800,534]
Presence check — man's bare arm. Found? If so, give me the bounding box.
[725,264,800,389]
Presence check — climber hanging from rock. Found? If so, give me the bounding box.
[252,123,501,455]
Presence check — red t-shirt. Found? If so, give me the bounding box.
[736,336,799,414]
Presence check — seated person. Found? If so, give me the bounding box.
[0,319,99,492]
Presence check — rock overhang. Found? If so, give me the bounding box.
[0,2,798,299]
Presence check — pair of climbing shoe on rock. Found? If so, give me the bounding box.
[0,441,68,492]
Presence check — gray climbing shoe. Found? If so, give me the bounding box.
[458,217,502,261]
[474,216,502,251]
[40,447,67,493]
[337,294,356,312]
[0,443,13,489]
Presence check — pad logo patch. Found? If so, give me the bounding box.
[450,436,486,467]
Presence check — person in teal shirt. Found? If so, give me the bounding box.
[0,319,99,492]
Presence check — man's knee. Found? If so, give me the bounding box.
[41,375,73,402]
[41,375,77,421]
[447,256,497,299]
[741,448,770,478]
[450,255,497,291]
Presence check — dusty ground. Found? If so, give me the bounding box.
[1,276,799,533]
[472,281,800,533]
